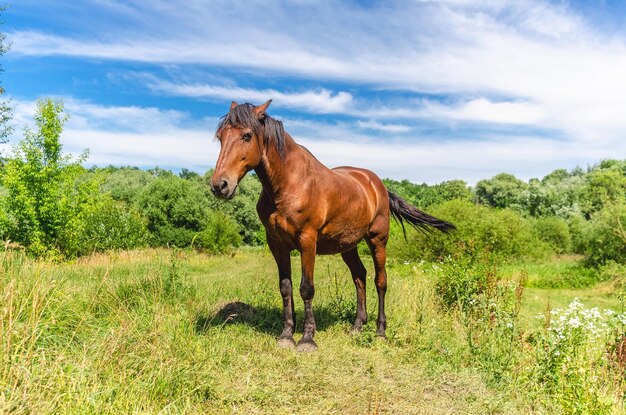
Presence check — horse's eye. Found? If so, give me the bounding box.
[242,133,253,142]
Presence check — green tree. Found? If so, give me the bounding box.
[101,167,155,205]
[435,180,472,204]
[2,99,83,255]
[584,201,626,265]
[474,173,528,209]
[137,175,212,247]
[580,166,626,216]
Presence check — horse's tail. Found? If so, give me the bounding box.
[387,190,456,237]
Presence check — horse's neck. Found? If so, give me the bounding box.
[254,132,314,201]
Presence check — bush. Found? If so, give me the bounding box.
[532,216,571,254]
[1,99,91,258]
[434,253,498,311]
[193,211,242,254]
[0,186,14,242]
[432,250,525,383]
[567,215,590,255]
[584,202,626,265]
[101,167,155,205]
[59,196,148,257]
[206,171,264,245]
[137,175,211,247]
[389,200,551,262]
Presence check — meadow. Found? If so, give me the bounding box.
[1,96,626,415]
[2,247,624,414]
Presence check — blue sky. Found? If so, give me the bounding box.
[3,0,626,184]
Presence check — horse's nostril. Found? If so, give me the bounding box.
[219,180,229,192]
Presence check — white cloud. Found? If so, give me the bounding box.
[8,98,622,185]
[7,0,626,181]
[356,120,411,133]
[10,1,626,139]
[7,98,217,170]
[145,78,353,114]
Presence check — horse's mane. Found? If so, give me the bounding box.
[216,103,286,158]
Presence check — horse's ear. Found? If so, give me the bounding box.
[254,99,272,117]
[230,101,238,111]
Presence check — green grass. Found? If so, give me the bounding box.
[1,249,624,414]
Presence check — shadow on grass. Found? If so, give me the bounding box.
[195,301,354,337]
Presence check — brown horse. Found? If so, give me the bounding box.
[211,100,454,352]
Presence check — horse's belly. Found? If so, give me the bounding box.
[316,225,367,255]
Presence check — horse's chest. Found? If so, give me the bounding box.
[262,210,301,245]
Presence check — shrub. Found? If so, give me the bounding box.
[206,171,264,245]
[0,186,14,242]
[193,211,242,254]
[532,216,571,254]
[389,200,551,262]
[584,202,626,265]
[567,215,590,255]
[101,167,155,205]
[59,196,149,257]
[474,173,527,209]
[137,175,211,247]
[434,252,498,312]
[1,99,90,258]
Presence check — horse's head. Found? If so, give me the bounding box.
[211,100,274,199]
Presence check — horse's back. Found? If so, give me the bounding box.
[330,166,388,211]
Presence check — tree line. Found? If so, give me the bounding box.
[0,99,624,265]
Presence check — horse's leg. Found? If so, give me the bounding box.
[296,230,318,352]
[366,234,389,338]
[268,238,296,348]
[341,247,367,332]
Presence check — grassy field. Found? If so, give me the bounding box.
[1,248,624,414]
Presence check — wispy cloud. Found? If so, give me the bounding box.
[144,77,353,114]
[11,1,626,135]
[7,0,626,181]
[5,98,623,184]
[356,120,411,133]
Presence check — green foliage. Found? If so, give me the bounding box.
[433,254,525,383]
[566,215,590,255]
[0,99,149,258]
[0,184,13,241]
[206,171,264,245]
[518,175,584,218]
[137,175,211,247]
[59,195,149,257]
[383,178,471,208]
[527,299,623,414]
[389,199,550,262]
[533,216,571,254]
[101,167,155,205]
[474,173,527,209]
[581,165,626,216]
[434,252,499,312]
[194,211,242,254]
[1,99,86,256]
[584,201,626,265]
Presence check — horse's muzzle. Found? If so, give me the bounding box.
[210,178,237,200]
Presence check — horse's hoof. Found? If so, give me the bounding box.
[277,336,296,349]
[349,324,364,335]
[296,338,318,353]
[376,331,387,339]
